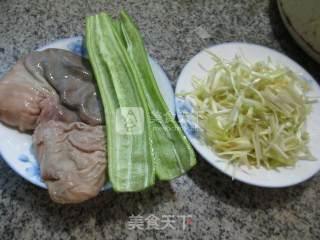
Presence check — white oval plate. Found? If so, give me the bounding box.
[0,36,175,190]
[176,42,320,188]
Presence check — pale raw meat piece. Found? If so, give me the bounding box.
[33,120,106,204]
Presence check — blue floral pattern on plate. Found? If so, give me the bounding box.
[18,154,29,163]
[66,37,88,57]
[175,98,200,140]
[18,152,44,183]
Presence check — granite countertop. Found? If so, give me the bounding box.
[0,0,319,239]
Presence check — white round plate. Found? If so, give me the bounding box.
[0,36,175,190]
[176,42,320,188]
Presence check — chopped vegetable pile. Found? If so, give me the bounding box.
[181,52,316,169]
[86,11,196,192]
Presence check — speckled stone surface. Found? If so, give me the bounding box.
[0,0,319,239]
